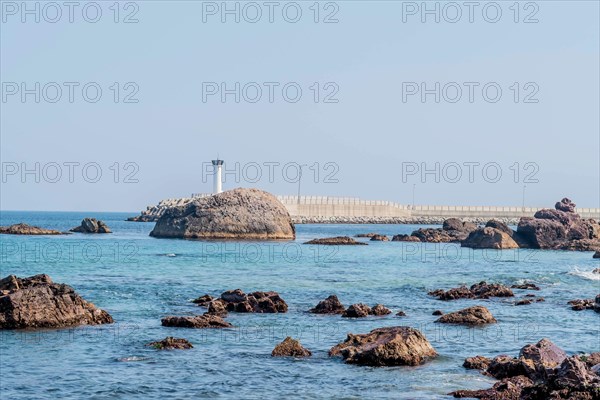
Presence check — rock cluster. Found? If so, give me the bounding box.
[341,303,392,318]
[271,337,312,357]
[428,281,514,300]
[568,295,600,312]
[70,218,111,234]
[304,236,367,245]
[196,289,288,314]
[329,326,437,366]
[161,314,231,329]
[150,188,295,240]
[435,306,497,325]
[0,223,64,235]
[0,274,113,329]
[147,337,193,350]
[451,339,600,399]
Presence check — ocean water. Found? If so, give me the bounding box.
[0,211,598,399]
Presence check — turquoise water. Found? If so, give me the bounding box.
[0,211,598,399]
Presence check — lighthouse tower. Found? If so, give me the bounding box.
[212,159,224,194]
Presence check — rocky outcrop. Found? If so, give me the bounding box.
[594,251,600,259]
[70,218,111,233]
[453,339,600,399]
[128,198,195,222]
[150,188,295,240]
[568,295,600,312]
[391,219,478,243]
[464,355,492,370]
[309,295,345,314]
[516,198,600,251]
[0,223,64,235]
[341,303,392,318]
[461,227,519,249]
[0,274,113,329]
[271,337,311,357]
[217,289,288,313]
[329,326,437,366]
[370,235,389,241]
[435,306,496,325]
[147,337,193,350]
[305,236,367,245]
[429,281,514,300]
[161,314,232,328]
[192,294,214,306]
[391,234,421,242]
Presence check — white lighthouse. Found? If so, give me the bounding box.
[212,159,224,194]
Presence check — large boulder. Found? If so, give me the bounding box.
[271,337,311,357]
[309,295,345,314]
[218,289,288,313]
[70,218,111,234]
[435,305,497,325]
[0,274,113,329]
[150,188,295,240]
[329,326,437,366]
[0,223,64,235]
[461,227,519,249]
[516,198,600,250]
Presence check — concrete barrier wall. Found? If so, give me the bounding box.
[191,193,600,219]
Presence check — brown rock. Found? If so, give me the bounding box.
[309,295,345,314]
[271,337,311,357]
[371,304,392,316]
[391,234,421,242]
[450,375,533,399]
[0,274,113,330]
[568,298,596,311]
[305,236,367,245]
[342,303,372,318]
[355,233,378,238]
[464,355,492,370]
[432,310,444,316]
[207,299,228,316]
[329,326,437,366]
[161,314,232,328]
[150,188,295,240]
[0,223,64,235]
[147,337,193,350]
[70,218,111,234]
[370,235,389,241]
[461,227,519,249]
[429,281,514,300]
[435,306,497,325]
[219,289,288,313]
[511,283,540,290]
[485,219,515,236]
[192,294,214,306]
[396,311,407,317]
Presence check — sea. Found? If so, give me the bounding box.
[0,211,598,399]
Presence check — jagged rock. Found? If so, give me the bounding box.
[70,218,111,233]
[309,295,345,314]
[147,337,193,350]
[461,227,519,249]
[511,283,540,290]
[192,294,214,306]
[443,218,478,233]
[429,281,514,300]
[370,235,389,241]
[411,228,458,243]
[150,188,295,240]
[568,298,597,311]
[329,326,437,366]
[0,274,113,329]
[577,352,600,368]
[555,198,577,213]
[371,304,392,315]
[464,355,492,370]
[355,233,378,238]
[435,306,497,325]
[391,234,421,242]
[305,236,367,245]
[219,289,287,313]
[0,223,64,235]
[161,314,232,328]
[450,376,534,399]
[271,337,311,357]
[342,303,372,318]
[485,219,515,236]
[206,299,228,316]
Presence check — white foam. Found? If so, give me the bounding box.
[568,267,600,281]
[165,253,176,257]
[117,356,149,362]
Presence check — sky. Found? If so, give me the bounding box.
[1,0,599,212]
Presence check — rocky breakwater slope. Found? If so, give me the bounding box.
[0,274,113,329]
[149,188,295,240]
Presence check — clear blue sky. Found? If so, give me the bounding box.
[1,1,599,211]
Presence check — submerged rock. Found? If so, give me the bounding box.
[329,326,437,366]
[511,283,540,290]
[370,235,389,241]
[147,337,193,350]
[0,223,64,235]
[0,274,113,329]
[568,297,597,311]
[432,310,444,316]
[451,376,534,399]
[391,234,421,242]
[305,236,367,245]
[429,281,514,300]
[161,314,232,328]
[594,251,600,259]
[371,304,392,315]
[435,306,496,325]
[355,233,379,238]
[70,218,111,234]
[309,295,345,314]
[342,303,372,318]
[150,188,295,240]
[271,337,311,357]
